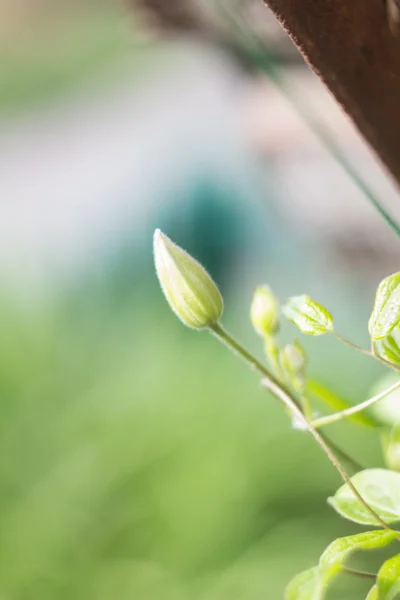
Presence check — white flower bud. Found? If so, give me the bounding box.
[153,229,223,329]
[280,340,307,385]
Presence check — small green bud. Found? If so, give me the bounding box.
[280,340,307,381]
[282,295,334,335]
[369,272,400,341]
[375,324,400,366]
[250,285,280,336]
[153,229,223,329]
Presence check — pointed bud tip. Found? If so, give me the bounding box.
[153,228,165,252]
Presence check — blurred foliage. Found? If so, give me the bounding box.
[0,276,387,599]
[0,3,142,113]
[0,3,393,597]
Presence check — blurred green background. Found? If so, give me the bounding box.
[0,1,398,598]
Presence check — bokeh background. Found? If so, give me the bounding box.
[1,1,400,598]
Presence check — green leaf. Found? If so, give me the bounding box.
[285,566,331,600]
[375,325,400,366]
[282,295,334,336]
[308,379,378,428]
[329,468,400,525]
[375,553,400,599]
[366,585,378,600]
[285,531,396,600]
[320,530,397,566]
[369,273,400,341]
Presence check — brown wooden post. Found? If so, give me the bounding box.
[263,0,400,186]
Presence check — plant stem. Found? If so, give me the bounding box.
[342,567,377,580]
[260,376,396,534]
[264,336,284,381]
[334,332,400,373]
[334,333,373,357]
[209,322,301,407]
[312,379,400,428]
[209,322,399,537]
[321,433,364,473]
[299,392,314,422]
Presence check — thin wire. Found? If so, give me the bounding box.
[219,3,400,239]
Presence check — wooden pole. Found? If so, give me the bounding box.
[263,0,400,186]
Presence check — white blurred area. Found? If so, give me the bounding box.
[1,0,400,295]
[0,45,250,291]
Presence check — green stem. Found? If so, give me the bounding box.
[342,567,377,580]
[334,332,373,357]
[320,433,364,473]
[299,392,314,422]
[209,322,398,537]
[209,322,301,409]
[264,335,284,381]
[334,332,400,373]
[312,379,400,428]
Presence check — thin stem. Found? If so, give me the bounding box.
[312,379,400,428]
[209,322,399,537]
[209,322,302,410]
[264,336,284,381]
[261,376,397,534]
[299,392,314,422]
[341,567,377,580]
[334,333,373,357]
[321,433,364,473]
[334,332,400,373]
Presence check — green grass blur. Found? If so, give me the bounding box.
[0,4,139,114]
[0,279,386,600]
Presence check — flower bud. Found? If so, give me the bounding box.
[250,285,280,336]
[153,229,223,329]
[280,340,307,384]
[283,295,333,335]
[369,272,400,341]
